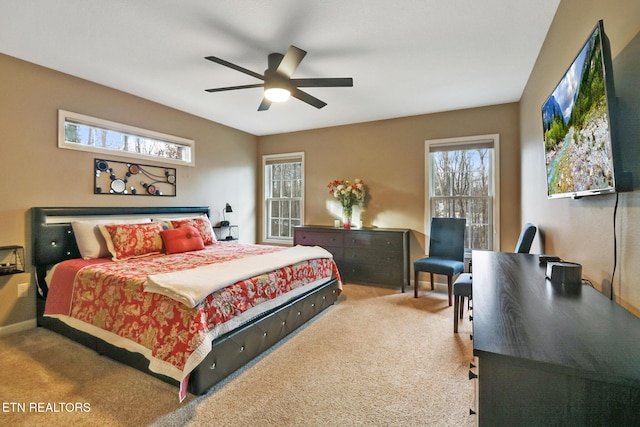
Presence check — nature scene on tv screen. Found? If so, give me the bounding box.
[542,26,614,196]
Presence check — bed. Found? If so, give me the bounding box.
[31,206,341,400]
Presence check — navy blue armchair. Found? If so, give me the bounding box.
[414,217,466,305]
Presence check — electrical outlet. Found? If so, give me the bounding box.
[17,283,29,298]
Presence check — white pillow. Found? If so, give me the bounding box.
[71,218,151,259]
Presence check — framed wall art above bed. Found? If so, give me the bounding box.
[31,206,341,401]
[94,158,177,196]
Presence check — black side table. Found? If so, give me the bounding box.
[213,225,239,241]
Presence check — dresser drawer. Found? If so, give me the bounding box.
[343,247,402,264]
[294,230,343,247]
[343,231,403,251]
[340,261,404,286]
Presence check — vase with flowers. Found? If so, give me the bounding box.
[328,178,366,229]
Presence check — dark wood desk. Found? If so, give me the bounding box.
[472,251,640,426]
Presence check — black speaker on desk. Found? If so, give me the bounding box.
[546,261,582,295]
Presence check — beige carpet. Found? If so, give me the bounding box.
[0,283,474,426]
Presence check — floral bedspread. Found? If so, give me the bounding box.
[45,242,340,399]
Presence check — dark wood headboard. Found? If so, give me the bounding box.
[31,206,210,297]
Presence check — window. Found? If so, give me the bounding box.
[425,134,500,251]
[58,110,195,167]
[263,152,304,243]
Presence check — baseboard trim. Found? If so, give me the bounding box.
[0,319,37,337]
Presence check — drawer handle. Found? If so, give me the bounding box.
[469,370,478,380]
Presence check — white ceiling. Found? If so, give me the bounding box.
[1,0,560,136]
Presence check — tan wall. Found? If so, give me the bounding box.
[520,0,640,313]
[257,103,522,270]
[0,53,257,329]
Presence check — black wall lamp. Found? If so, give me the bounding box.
[220,203,232,226]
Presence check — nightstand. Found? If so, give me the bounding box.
[0,245,25,276]
[213,225,239,241]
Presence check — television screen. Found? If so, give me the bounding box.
[542,20,618,199]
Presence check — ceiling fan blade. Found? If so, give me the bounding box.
[205,56,264,81]
[258,98,272,111]
[291,88,327,109]
[276,45,307,77]
[290,77,353,87]
[205,84,263,93]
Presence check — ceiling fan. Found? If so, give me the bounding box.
[205,45,353,111]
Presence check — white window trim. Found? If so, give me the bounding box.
[424,134,501,252]
[58,110,195,167]
[262,152,305,245]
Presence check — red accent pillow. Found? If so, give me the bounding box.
[170,217,216,245]
[160,226,205,254]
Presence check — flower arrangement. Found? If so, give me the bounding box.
[328,178,366,228]
[328,178,366,207]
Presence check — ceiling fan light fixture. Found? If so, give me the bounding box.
[264,86,290,102]
[205,45,352,110]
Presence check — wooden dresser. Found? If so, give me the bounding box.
[472,251,640,426]
[293,225,410,291]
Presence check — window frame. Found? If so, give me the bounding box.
[425,134,501,252]
[58,110,195,167]
[262,152,305,244]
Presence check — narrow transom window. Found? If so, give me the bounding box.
[58,110,195,167]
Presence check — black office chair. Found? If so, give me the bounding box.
[414,217,466,306]
[514,222,537,254]
[453,222,537,333]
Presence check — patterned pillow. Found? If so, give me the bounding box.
[72,218,151,259]
[99,222,164,261]
[160,226,205,254]
[170,216,216,245]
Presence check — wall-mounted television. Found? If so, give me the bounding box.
[542,20,624,199]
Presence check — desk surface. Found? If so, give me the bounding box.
[472,251,640,387]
